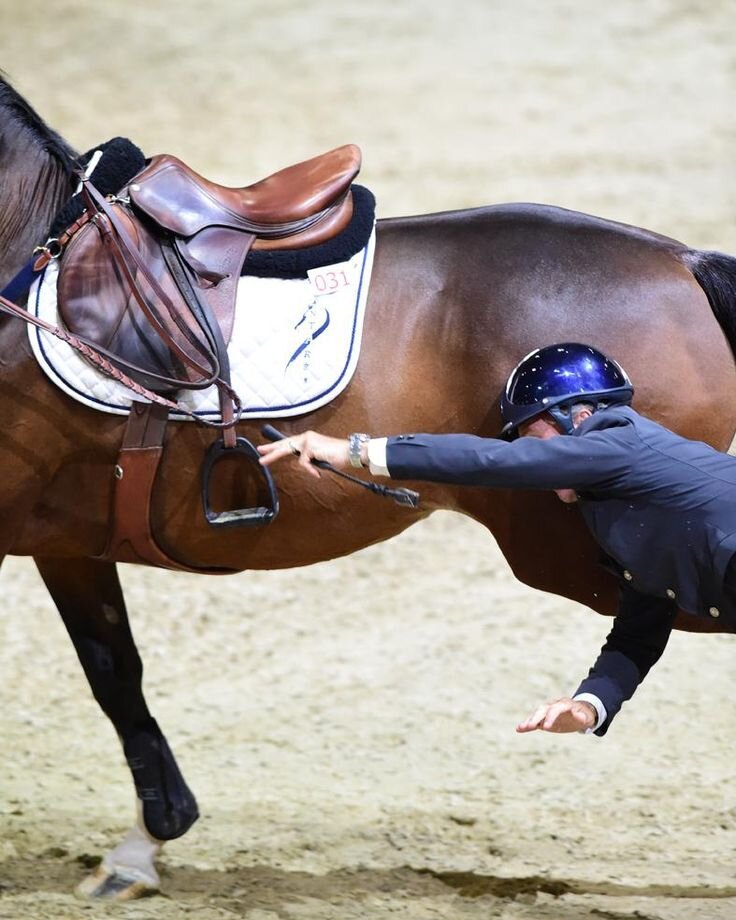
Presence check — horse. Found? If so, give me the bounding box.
[2,74,736,899]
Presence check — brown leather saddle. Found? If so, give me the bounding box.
[53,144,361,396]
[39,145,362,570]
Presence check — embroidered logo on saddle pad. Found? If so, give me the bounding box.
[29,230,375,420]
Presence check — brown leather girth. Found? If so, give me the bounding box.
[100,402,237,574]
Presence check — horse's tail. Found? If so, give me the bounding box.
[683,249,736,353]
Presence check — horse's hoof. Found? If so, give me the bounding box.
[74,865,159,901]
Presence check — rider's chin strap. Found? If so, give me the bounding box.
[547,400,604,434]
[546,404,577,434]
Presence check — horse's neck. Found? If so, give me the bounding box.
[0,142,74,290]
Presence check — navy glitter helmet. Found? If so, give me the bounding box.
[500,342,634,439]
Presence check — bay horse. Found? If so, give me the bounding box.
[2,75,736,899]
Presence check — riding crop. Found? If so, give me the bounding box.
[261,425,420,508]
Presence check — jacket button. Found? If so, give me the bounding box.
[666,588,676,600]
[709,606,720,618]
[623,570,633,581]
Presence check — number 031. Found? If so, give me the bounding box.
[311,269,350,293]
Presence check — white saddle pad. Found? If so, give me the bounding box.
[28,229,375,419]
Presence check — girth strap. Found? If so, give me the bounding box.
[99,402,238,573]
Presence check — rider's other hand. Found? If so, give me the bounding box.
[515,697,596,734]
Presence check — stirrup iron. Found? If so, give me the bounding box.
[201,436,279,528]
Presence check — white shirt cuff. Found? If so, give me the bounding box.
[367,437,389,476]
[572,693,607,734]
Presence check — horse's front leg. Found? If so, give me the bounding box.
[34,556,199,900]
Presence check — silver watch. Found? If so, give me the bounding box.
[348,432,370,468]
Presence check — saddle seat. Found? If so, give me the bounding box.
[129,144,361,252]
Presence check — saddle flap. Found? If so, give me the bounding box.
[129,145,362,237]
[56,203,225,391]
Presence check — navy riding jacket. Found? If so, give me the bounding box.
[385,406,736,734]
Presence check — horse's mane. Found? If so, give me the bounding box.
[0,72,78,173]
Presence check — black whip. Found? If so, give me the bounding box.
[261,425,420,509]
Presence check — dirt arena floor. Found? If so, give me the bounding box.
[2,2,736,918]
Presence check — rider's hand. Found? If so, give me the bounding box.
[515,697,597,734]
[258,430,351,478]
